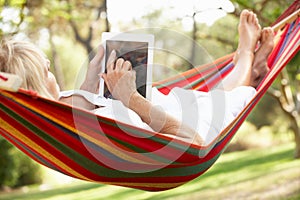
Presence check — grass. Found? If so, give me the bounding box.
[0,143,299,200]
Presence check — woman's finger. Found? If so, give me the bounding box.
[115,58,124,71]
[90,45,104,66]
[123,60,132,71]
[107,50,116,72]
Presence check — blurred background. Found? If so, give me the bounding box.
[0,0,299,199]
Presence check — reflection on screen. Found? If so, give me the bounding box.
[104,40,148,99]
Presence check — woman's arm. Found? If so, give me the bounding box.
[128,91,204,145]
[59,46,104,110]
[101,50,204,145]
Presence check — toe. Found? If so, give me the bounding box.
[266,27,274,37]
[262,27,274,41]
[248,11,255,23]
[261,29,267,42]
[240,10,250,24]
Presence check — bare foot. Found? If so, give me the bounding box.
[219,10,262,90]
[233,10,261,65]
[250,27,274,87]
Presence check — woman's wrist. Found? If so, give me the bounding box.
[80,81,98,93]
[121,90,140,108]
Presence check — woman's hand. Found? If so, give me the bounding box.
[60,45,104,110]
[80,45,104,93]
[101,50,138,106]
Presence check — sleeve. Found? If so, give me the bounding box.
[59,90,112,107]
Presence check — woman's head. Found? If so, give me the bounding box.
[0,38,59,99]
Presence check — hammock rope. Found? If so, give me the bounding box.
[0,3,299,191]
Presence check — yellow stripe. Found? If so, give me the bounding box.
[0,117,93,182]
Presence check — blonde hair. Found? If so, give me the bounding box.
[0,38,54,99]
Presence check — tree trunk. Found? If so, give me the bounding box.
[290,115,300,158]
[268,69,300,159]
[102,0,110,32]
[67,0,109,61]
[189,12,197,69]
[49,29,65,90]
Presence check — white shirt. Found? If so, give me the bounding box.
[60,86,256,144]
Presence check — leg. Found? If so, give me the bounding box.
[250,27,274,87]
[218,10,261,91]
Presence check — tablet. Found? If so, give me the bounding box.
[100,32,154,100]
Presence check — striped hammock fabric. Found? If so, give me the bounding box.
[0,5,299,191]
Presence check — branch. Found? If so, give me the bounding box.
[296,75,300,112]
[280,69,296,110]
[267,70,297,115]
[267,87,281,99]
[267,87,291,114]
[65,0,93,57]
[229,1,273,26]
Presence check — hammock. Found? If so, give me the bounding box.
[0,3,299,191]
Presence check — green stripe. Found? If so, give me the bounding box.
[183,70,219,89]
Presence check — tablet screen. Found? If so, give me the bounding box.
[104,40,149,99]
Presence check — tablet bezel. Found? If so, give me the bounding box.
[100,32,154,100]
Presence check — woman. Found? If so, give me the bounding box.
[0,10,274,145]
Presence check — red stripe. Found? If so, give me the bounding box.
[0,74,8,81]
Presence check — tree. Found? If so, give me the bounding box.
[268,58,300,158]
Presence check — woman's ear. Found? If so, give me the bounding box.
[46,59,51,70]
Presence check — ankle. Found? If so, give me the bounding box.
[236,49,254,55]
[235,50,254,63]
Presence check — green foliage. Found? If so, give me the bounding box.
[0,137,19,187]
[0,0,26,7]
[14,153,42,187]
[0,137,42,188]
[286,53,300,84]
[231,0,295,26]
[248,94,281,128]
